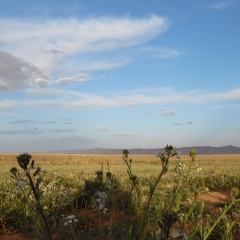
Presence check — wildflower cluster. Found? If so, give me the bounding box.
[174,162,186,174]
[93,190,108,213]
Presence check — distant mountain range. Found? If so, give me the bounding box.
[57,145,240,155]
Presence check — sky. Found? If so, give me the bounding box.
[0,0,240,152]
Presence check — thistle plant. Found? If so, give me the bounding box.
[170,149,197,212]
[10,153,52,240]
[123,145,180,239]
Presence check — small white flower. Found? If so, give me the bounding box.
[64,215,78,226]
[183,233,188,240]
[204,187,209,192]
[99,203,104,210]
[187,198,192,205]
[103,208,107,214]
[196,167,202,172]
[171,231,182,238]
[171,231,188,239]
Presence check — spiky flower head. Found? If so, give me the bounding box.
[17,153,32,170]
[123,149,129,159]
[10,167,19,176]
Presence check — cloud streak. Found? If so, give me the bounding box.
[91,127,111,131]
[0,129,42,134]
[1,88,240,110]
[162,111,177,116]
[55,74,91,84]
[48,129,77,133]
[142,46,181,59]
[173,122,193,126]
[114,133,139,136]
[9,120,36,124]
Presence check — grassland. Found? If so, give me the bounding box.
[1,152,240,239]
[2,153,240,174]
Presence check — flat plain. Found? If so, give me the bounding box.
[1,153,240,239]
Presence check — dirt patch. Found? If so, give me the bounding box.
[0,233,33,240]
[199,190,231,204]
[0,191,237,239]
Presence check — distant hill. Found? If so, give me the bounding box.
[57,145,240,155]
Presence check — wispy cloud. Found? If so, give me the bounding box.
[2,88,240,110]
[64,121,72,125]
[91,126,111,131]
[210,104,240,109]
[162,111,177,116]
[173,122,193,126]
[142,110,151,115]
[209,0,235,9]
[0,15,169,72]
[9,120,36,124]
[42,121,56,124]
[114,133,139,136]
[142,46,181,59]
[55,74,91,84]
[0,129,42,134]
[48,129,77,133]
[0,100,16,110]
[76,59,129,71]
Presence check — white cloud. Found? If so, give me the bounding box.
[55,73,91,84]
[209,88,240,101]
[0,15,169,72]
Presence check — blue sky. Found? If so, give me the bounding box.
[0,0,240,152]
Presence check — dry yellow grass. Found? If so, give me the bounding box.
[1,153,240,175]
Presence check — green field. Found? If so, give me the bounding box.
[1,151,240,239]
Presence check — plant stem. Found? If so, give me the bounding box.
[136,161,169,239]
[26,173,53,240]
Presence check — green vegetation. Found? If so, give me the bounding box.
[0,147,240,239]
